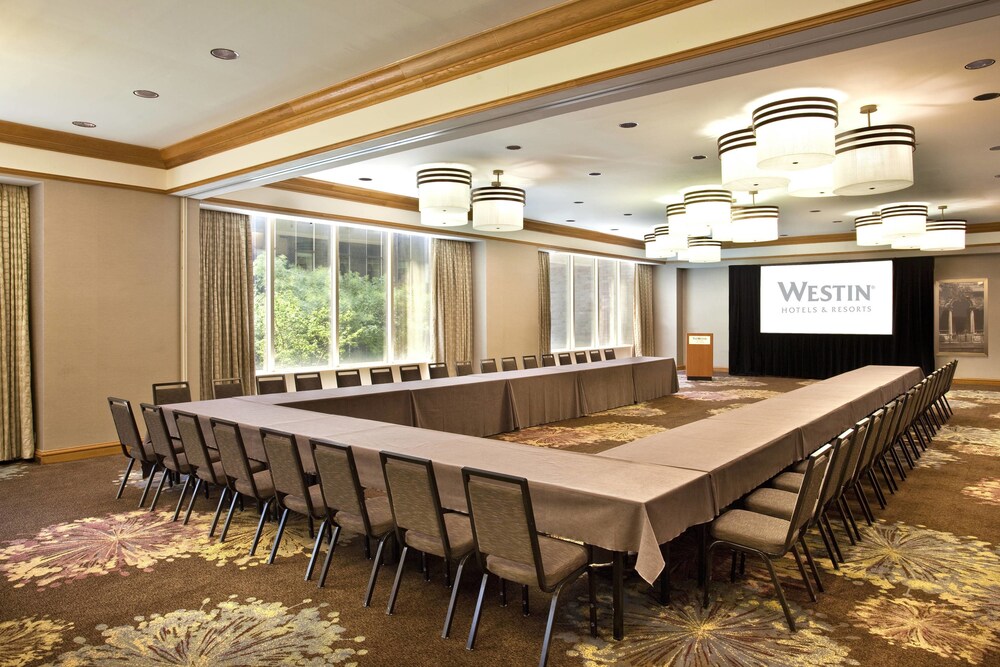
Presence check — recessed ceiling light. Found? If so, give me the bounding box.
[965,58,995,70]
[990,145,1000,151]
[358,177,372,182]
[623,213,632,216]
[210,48,239,60]
[973,92,1000,101]
[810,209,821,213]
[72,121,96,128]
[780,234,789,237]
[573,201,584,204]
[133,89,159,99]
[692,155,707,160]
[832,220,843,223]
[610,228,619,231]
[619,122,638,128]
[565,219,575,222]
[506,145,521,150]
[588,172,601,176]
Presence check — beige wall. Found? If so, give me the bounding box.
[935,253,1000,381]
[653,265,681,360]
[31,179,183,451]
[681,266,730,369]
[474,241,540,363]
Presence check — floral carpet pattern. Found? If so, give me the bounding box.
[0,374,997,666]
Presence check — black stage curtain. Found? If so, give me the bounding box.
[729,257,935,379]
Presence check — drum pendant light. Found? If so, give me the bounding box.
[472,169,525,232]
[666,202,704,237]
[752,96,839,170]
[880,202,927,239]
[688,237,722,263]
[654,224,680,256]
[921,206,966,251]
[416,164,471,227]
[854,213,889,246]
[717,128,789,191]
[683,188,732,240]
[833,105,916,196]
[730,192,779,243]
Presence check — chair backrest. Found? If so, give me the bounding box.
[210,418,259,494]
[213,377,244,399]
[574,351,588,364]
[784,442,834,548]
[557,352,572,365]
[335,369,362,388]
[839,416,872,490]
[428,363,449,379]
[310,438,369,530]
[603,349,616,360]
[501,357,518,372]
[107,396,150,462]
[173,410,221,483]
[541,354,556,367]
[257,375,288,395]
[261,428,312,513]
[152,381,191,405]
[818,429,853,509]
[522,355,539,369]
[462,467,544,589]
[370,367,395,384]
[589,350,602,362]
[294,372,323,391]
[140,403,183,470]
[399,365,422,382]
[456,361,474,376]
[480,358,498,373]
[380,452,450,552]
[857,405,890,474]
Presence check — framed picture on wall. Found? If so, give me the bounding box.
[935,279,988,356]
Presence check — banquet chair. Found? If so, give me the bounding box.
[370,367,395,384]
[588,350,602,362]
[260,429,325,569]
[107,396,158,505]
[141,403,196,521]
[522,355,539,369]
[541,354,556,367]
[210,418,276,554]
[213,377,244,399]
[557,353,572,365]
[704,442,833,632]
[294,372,323,391]
[152,381,191,405]
[603,349,616,360]
[501,357,518,372]
[428,363,449,379]
[480,358,498,373]
[335,369,362,388]
[399,365,423,382]
[257,374,288,395]
[574,351,588,364]
[463,467,597,666]
[173,410,236,534]
[309,438,395,603]
[456,361,474,376]
[380,452,475,638]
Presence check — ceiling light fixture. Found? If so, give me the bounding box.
[973,92,1000,101]
[731,191,779,243]
[588,172,601,176]
[619,122,638,128]
[506,145,521,150]
[692,154,707,160]
[416,164,471,227]
[132,89,159,98]
[358,177,372,182]
[717,127,789,191]
[786,163,835,197]
[472,169,525,232]
[657,218,688,252]
[683,188,732,242]
[854,213,888,246]
[652,225,676,258]
[833,104,915,195]
[210,48,239,60]
[880,202,927,239]
[665,203,698,238]
[752,96,839,170]
[688,237,722,263]
[921,205,966,251]
[72,121,96,128]
[965,58,995,69]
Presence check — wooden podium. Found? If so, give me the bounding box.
[686,332,714,380]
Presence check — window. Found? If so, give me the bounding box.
[548,252,637,351]
[250,212,434,371]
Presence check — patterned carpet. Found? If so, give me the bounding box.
[1,374,998,667]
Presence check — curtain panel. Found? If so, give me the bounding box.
[633,263,655,356]
[0,185,34,461]
[538,251,551,356]
[728,257,935,378]
[199,209,255,399]
[432,239,473,374]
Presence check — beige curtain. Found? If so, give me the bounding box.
[0,185,34,461]
[432,239,473,374]
[538,251,551,356]
[199,210,255,399]
[633,263,655,357]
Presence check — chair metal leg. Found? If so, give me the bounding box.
[183,478,202,525]
[386,546,409,615]
[249,500,271,556]
[853,486,875,524]
[116,458,135,499]
[267,507,290,564]
[539,583,566,667]
[172,474,192,522]
[442,552,471,639]
[219,491,240,542]
[363,531,389,607]
[138,463,158,508]
[790,545,816,602]
[821,513,844,564]
[800,537,823,593]
[835,501,857,546]
[815,520,839,570]
[209,487,229,538]
[318,525,342,590]
[148,468,168,512]
[305,520,327,581]
[466,573,490,651]
[762,556,796,632]
[839,497,862,542]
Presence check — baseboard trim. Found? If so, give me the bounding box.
[36,441,121,464]
[953,378,1000,387]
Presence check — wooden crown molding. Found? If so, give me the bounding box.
[0,120,164,169]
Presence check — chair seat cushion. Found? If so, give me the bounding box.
[282,484,326,518]
[162,451,192,474]
[486,534,588,589]
[405,512,474,558]
[710,509,790,555]
[335,496,394,536]
[197,460,227,485]
[790,459,809,474]
[234,469,275,499]
[771,472,804,493]
[744,487,797,520]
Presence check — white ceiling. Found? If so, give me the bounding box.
[310,13,1000,240]
[0,0,562,147]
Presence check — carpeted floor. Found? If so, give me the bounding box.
[1,374,998,667]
